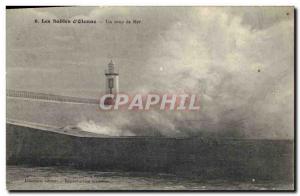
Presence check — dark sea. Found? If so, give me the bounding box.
[7,166,293,191]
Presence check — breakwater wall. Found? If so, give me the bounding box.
[7,123,294,181]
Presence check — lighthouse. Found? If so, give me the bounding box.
[104,60,119,105]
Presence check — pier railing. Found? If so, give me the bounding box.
[6,89,99,105]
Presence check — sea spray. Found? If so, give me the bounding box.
[77,120,135,136]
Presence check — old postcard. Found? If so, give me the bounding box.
[6,6,294,191]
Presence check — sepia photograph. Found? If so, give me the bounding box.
[6,6,295,191]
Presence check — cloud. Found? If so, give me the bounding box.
[6,7,294,139]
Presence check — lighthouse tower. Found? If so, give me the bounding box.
[104,60,119,104]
